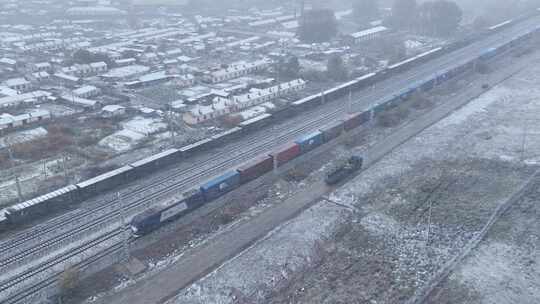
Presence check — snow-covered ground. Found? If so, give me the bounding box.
[99,117,167,152]
[0,127,48,149]
[0,156,82,207]
[167,203,347,304]
[159,53,540,303]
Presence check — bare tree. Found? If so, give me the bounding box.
[58,266,81,303]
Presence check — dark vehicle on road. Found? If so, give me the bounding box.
[325,156,364,185]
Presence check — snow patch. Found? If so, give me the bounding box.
[437,87,512,127]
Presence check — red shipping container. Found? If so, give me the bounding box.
[344,111,370,131]
[237,155,274,183]
[270,142,301,167]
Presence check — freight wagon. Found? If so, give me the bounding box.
[130,188,204,236]
[387,47,443,73]
[295,131,324,153]
[0,214,6,231]
[237,155,274,184]
[179,138,213,157]
[292,94,322,111]
[209,127,242,147]
[76,165,135,200]
[5,185,78,224]
[130,148,181,178]
[239,114,273,132]
[200,171,241,201]
[320,120,344,142]
[344,111,371,131]
[270,142,301,167]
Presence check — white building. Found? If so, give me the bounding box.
[0,91,51,108]
[73,85,101,99]
[32,71,51,82]
[175,74,196,88]
[0,86,19,97]
[0,109,52,131]
[183,79,306,125]
[63,62,108,77]
[61,95,101,110]
[0,58,17,68]
[53,73,81,86]
[140,53,159,64]
[33,62,52,72]
[101,105,126,118]
[182,97,233,125]
[115,58,136,67]
[4,78,32,92]
[204,59,270,84]
[348,26,389,44]
[101,65,150,82]
[66,6,127,18]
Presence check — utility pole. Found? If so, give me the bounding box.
[167,111,176,147]
[62,153,69,185]
[521,119,528,162]
[43,159,47,179]
[426,199,433,245]
[347,87,353,115]
[118,192,130,263]
[7,144,23,203]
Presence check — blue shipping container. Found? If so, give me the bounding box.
[200,171,241,201]
[320,120,344,142]
[295,131,324,153]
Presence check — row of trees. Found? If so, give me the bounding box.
[297,0,464,43]
[297,9,338,43]
[353,0,464,34]
[356,0,463,36]
[390,0,463,36]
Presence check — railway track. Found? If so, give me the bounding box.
[3,242,124,304]
[0,108,347,271]
[0,17,538,303]
[0,44,445,261]
[0,32,484,257]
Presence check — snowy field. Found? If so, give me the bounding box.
[160,53,540,303]
[0,127,48,149]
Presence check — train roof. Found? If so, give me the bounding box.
[201,171,239,190]
[292,94,319,106]
[10,184,78,212]
[239,113,272,127]
[178,138,213,153]
[295,130,323,142]
[210,127,242,141]
[387,47,443,70]
[130,148,179,168]
[76,165,133,189]
[320,119,345,130]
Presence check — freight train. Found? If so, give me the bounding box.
[130,117,368,236]
[2,20,539,231]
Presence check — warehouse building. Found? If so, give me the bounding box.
[347,26,389,44]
